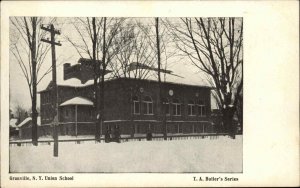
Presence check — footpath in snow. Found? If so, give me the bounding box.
[10,135,242,173]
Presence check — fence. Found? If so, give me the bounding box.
[9,132,231,147]
[18,121,216,140]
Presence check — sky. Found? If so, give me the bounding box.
[9,17,216,113]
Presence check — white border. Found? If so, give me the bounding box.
[1,1,299,187]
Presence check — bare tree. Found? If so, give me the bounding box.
[10,17,55,145]
[136,19,178,80]
[107,18,179,82]
[109,20,156,80]
[65,17,125,141]
[169,18,243,137]
[14,104,29,123]
[133,18,178,138]
[107,18,178,138]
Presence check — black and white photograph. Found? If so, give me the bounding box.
[1,1,299,187]
[8,16,243,173]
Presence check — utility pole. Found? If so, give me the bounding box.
[41,24,61,157]
[31,17,38,146]
[155,18,167,140]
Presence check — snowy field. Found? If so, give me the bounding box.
[10,135,242,173]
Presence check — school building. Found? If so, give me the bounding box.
[20,58,214,139]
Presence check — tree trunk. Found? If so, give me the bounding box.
[94,74,100,141]
[31,17,38,146]
[96,17,107,142]
[237,96,243,134]
[222,106,236,139]
[92,17,101,142]
[98,70,105,141]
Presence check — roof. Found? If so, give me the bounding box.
[60,97,94,106]
[78,57,101,64]
[17,117,41,128]
[58,78,94,88]
[39,72,114,92]
[39,68,212,93]
[107,73,212,89]
[18,117,32,127]
[38,78,95,93]
[9,118,18,128]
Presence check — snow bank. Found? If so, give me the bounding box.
[10,135,242,173]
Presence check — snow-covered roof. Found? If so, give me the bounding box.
[107,70,212,88]
[40,72,113,92]
[39,68,211,94]
[60,97,94,106]
[58,78,94,88]
[145,73,206,87]
[17,117,41,128]
[57,70,117,88]
[10,118,18,128]
[18,117,31,127]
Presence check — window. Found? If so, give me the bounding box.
[197,100,206,117]
[143,96,153,115]
[162,98,170,115]
[89,109,93,119]
[44,93,48,103]
[41,109,45,120]
[132,96,140,114]
[43,94,46,103]
[188,100,196,116]
[172,99,181,116]
[45,108,48,120]
[135,124,140,134]
[46,93,50,103]
[192,124,196,133]
[177,124,182,133]
[65,108,69,117]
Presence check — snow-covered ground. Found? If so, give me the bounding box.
[10,135,242,173]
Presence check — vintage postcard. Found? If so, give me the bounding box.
[1,0,299,187]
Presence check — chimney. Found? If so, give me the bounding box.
[63,63,71,80]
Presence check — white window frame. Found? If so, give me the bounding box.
[172,99,181,116]
[163,98,170,116]
[133,96,140,115]
[177,124,182,133]
[197,100,206,117]
[143,96,154,115]
[188,100,196,116]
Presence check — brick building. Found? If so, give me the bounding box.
[26,58,214,139]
